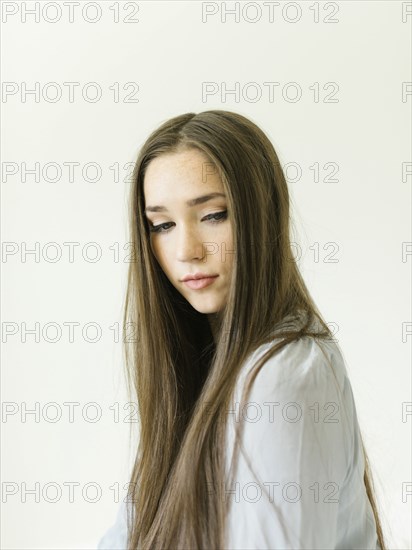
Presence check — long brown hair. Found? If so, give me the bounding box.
[122,110,387,549]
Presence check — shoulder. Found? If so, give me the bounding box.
[237,334,348,403]
[225,335,374,549]
[229,335,358,487]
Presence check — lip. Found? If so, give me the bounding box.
[181,272,218,282]
[182,275,219,290]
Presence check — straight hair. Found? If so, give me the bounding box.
[122,110,387,549]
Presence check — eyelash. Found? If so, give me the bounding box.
[148,210,228,234]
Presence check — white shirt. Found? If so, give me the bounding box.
[97,334,381,549]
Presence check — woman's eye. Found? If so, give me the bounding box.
[149,222,173,234]
[148,210,228,234]
[203,210,228,223]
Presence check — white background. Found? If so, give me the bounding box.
[1,0,411,548]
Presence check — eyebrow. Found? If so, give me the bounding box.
[144,192,226,213]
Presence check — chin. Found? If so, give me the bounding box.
[189,299,221,315]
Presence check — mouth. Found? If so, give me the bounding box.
[182,275,219,290]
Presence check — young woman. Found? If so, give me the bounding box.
[97,110,386,549]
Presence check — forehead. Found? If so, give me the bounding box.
[143,148,223,194]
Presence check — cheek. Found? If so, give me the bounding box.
[223,230,235,270]
[150,239,168,271]
[149,237,160,263]
[222,228,234,253]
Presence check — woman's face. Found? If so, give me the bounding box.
[143,147,234,315]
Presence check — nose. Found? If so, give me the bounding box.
[176,224,205,262]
